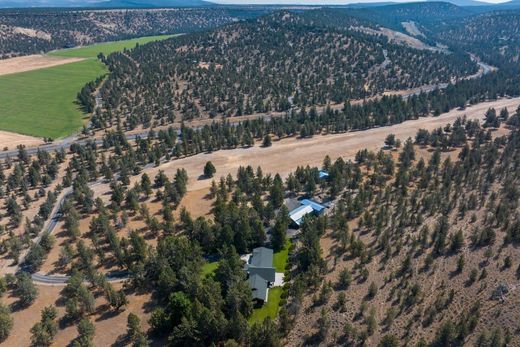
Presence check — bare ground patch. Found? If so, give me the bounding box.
[123,98,520,194]
[0,55,85,76]
[0,130,44,151]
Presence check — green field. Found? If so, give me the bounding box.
[49,35,176,58]
[0,35,174,139]
[201,261,219,278]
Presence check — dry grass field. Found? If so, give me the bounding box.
[123,97,520,193]
[0,55,84,76]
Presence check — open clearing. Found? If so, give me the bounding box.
[0,59,106,139]
[0,34,175,139]
[0,130,44,151]
[131,97,520,194]
[0,54,84,76]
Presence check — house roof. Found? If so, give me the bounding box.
[249,274,269,302]
[319,170,329,178]
[250,247,273,268]
[301,199,326,213]
[246,247,276,301]
[247,247,276,283]
[289,204,314,226]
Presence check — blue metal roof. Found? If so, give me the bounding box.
[319,170,329,178]
[301,199,326,212]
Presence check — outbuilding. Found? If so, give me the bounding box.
[288,199,327,227]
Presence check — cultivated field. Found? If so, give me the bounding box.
[49,34,176,58]
[0,59,106,139]
[0,35,175,139]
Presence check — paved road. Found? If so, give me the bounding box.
[0,54,497,161]
[0,131,151,160]
[16,182,129,285]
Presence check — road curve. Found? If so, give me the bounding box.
[19,184,129,285]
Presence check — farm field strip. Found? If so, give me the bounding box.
[48,34,177,58]
[0,55,85,76]
[0,34,175,140]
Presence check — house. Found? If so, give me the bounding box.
[288,199,327,227]
[244,247,276,303]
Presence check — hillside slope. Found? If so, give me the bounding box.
[0,8,246,58]
[99,11,477,125]
[285,115,520,346]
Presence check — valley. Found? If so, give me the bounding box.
[0,3,519,347]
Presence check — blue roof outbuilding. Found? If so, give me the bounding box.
[319,170,329,179]
[300,199,326,213]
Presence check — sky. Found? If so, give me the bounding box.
[212,0,509,3]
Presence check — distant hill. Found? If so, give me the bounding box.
[426,0,492,6]
[342,2,477,32]
[91,0,211,8]
[0,0,210,8]
[488,0,520,9]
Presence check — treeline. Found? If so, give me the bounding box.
[76,76,104,114]
[0,8,253,58]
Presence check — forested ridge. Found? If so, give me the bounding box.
[98,11,477,125]
[433,10,520,72]
[1,3,520,346]
[0,8,254,58]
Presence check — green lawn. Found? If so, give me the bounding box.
[273,240,291,273]
[0,34,175,139]
[49,34,177,58]
[249,287,283,324]
[201,261,219,278]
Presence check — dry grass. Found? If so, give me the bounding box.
[0,55,84,76]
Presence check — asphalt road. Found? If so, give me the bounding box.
[0,56,497,161]
[17,183,129,285]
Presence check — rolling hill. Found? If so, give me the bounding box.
[0,0,210,8]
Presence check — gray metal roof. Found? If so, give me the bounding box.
[246,247,276,301]
[249,274,269,302]
[250,247,273,268]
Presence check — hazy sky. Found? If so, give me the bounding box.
[212,0,509,4]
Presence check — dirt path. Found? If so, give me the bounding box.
[0,54,85,76]
[140,98,520,191]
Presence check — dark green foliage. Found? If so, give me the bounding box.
[30,306,58,347]
[14,272,38,308]
[0,304,13,342]
[204,161,216,178]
